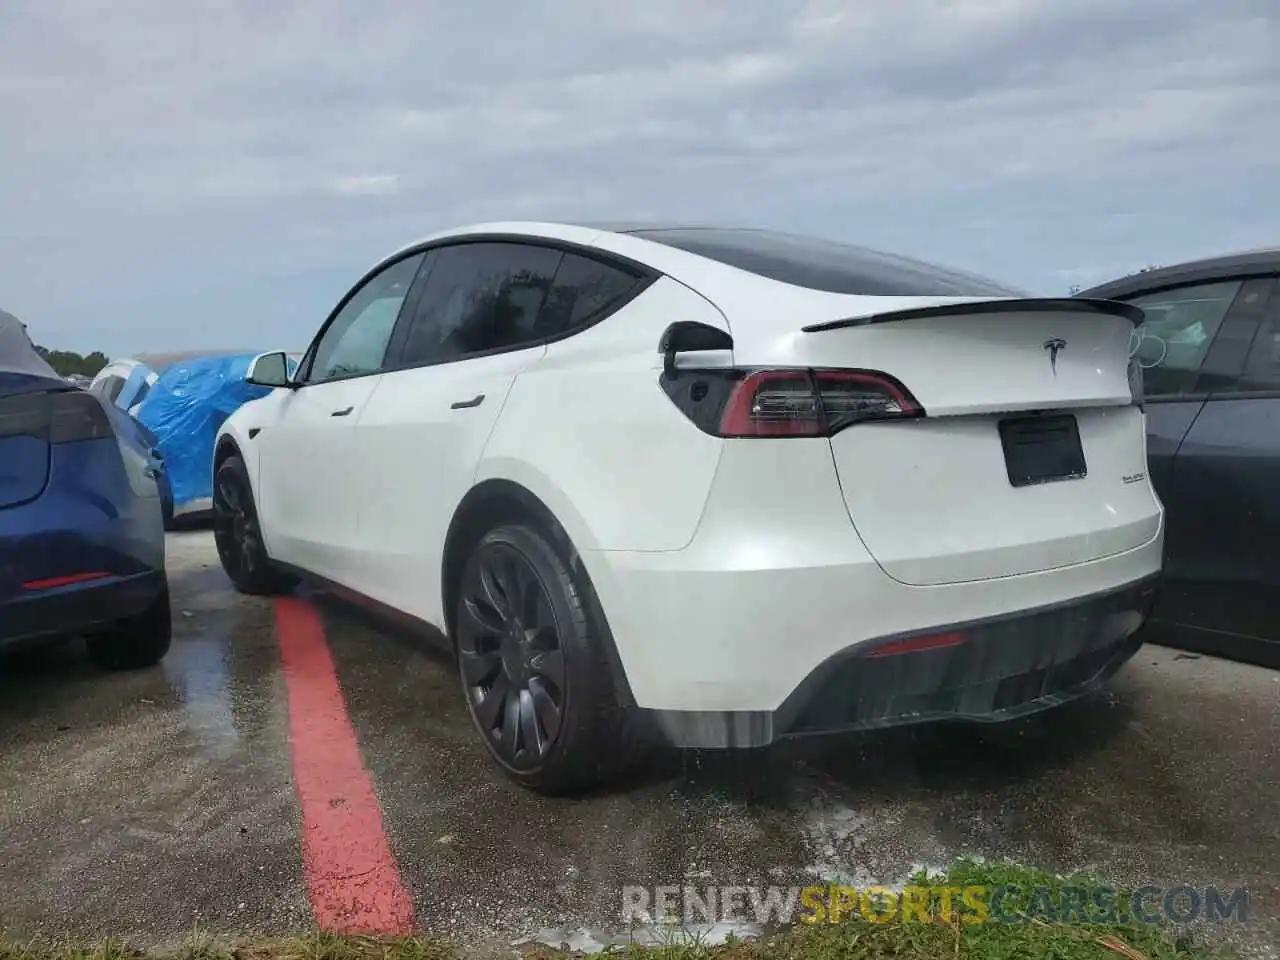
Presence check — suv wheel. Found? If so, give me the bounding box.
[455,523,644,793]
[213,454,297,595]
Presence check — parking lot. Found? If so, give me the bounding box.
[2,531,1278,953]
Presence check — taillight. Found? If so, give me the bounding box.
[662,368,924,438]
[0,390,114,442]
[720,371,825,437]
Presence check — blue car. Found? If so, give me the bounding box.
[0,309,171,668]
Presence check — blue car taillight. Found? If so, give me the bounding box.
[0,389,114,443]
[49,391,116,442]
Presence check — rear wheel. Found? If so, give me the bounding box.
[455,523,643,793]
[213,454,297,595]
[87,584,172,670]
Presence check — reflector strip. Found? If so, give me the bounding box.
[21,571,112,591]
[867,631,967,658]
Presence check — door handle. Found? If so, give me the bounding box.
[450,394,485,410]
[331,406,354,417]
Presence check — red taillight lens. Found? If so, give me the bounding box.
[720,371,824,437]
[716,369,922,438]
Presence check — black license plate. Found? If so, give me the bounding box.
[998,414,1087,487]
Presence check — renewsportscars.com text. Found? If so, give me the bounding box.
[621,883,1250,926]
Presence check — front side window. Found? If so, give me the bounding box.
[305,253,425,383]
[1127,280,1243,396]
[397,243,564,367]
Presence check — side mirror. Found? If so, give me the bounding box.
[246,351,295,389]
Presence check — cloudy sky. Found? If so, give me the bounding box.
[1,0,1276,357]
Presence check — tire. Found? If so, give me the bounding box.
[455,522,645,794]
[212,454,298,596]
[87,583,172,670]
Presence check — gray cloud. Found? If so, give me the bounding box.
[0,0,1276,355]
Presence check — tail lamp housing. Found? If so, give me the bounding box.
[662,367,924,438]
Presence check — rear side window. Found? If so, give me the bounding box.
[538,253,645,336]
[1127,280,1244,396]
[1234,277,1280,391]
[397,243,564,366]
[626,228,1022,296]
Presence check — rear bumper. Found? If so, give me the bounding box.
[645,575,1157,748]
[0,569,166,648]
[1,474,166,648]
[582,437,1164,723]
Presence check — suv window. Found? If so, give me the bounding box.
[539,253,645,335]
[397,243,564,366]
[305,253,425,383]
[1127,280,1243,396]
[1233,277,1280,391]
[626,227,1023,296]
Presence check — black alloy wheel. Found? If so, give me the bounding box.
[212,455,296,595]
[457,537,568,771]
[214,470,257,577]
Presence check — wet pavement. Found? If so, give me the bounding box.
[2,531,1278,954]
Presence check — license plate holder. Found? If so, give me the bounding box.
[998,414,1087,487]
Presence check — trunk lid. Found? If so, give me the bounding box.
[735,296,1160,586]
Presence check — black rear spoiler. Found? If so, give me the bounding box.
[801,297,1145,334]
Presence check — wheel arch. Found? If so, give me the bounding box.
[213,433,241,474]
[212,432,247,501]
[441,477,637,707]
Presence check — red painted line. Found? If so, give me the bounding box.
[274,596,416,935]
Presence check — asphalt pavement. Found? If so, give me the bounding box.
[1,531,1277,955]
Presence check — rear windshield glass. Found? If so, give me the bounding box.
[627,228,1024,297]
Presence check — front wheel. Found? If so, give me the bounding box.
[455,523,644,794]
[213,454,297,596]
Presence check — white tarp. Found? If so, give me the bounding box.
[0,308,59,379]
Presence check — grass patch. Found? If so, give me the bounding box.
[1,862,1241,960]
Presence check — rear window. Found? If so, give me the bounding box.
[627,228,1023,297]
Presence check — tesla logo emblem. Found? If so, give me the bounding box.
[1043,338,1067,375]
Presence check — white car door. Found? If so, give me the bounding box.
[344,241,575,625]
[255,251,425,582]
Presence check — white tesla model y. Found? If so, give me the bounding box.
[213,222,1163,792]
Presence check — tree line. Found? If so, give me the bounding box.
[33,345,109,377]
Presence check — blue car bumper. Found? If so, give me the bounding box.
[0,435,166,649]
[1,568,166,649]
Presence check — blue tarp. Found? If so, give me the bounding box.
[136,353,274,508]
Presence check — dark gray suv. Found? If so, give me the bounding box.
[1080,249,1280,669]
